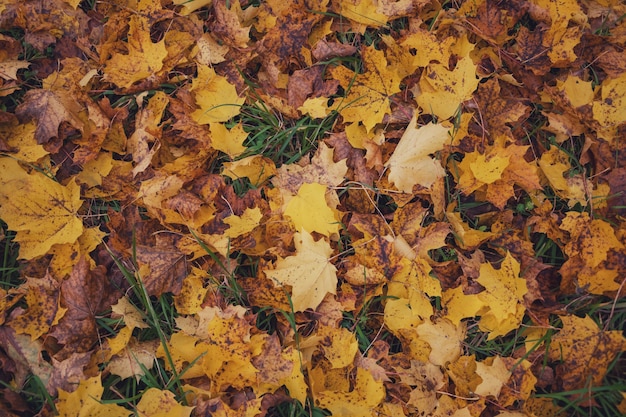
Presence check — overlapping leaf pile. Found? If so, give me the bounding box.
[1,0,625,415]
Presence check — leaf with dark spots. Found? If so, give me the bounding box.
[135,244,188,297]
[15,89,84,145]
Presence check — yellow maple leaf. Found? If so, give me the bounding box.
[223,207,263,238]
[222,155,277,186]
[313,367,385,416]
[266,230,337,311]
[457,143,541,209]
[7,274,65,340]
[56,375,131,417]
[444,252,527,339]
[283,182,341,237]
[385,117,450,192]
[298,96,332,118]
[0,122,48,163]
[474,356,511,398]
[336,0,388,33]
[209,122,248,158]
[417,55,480,120]
[446,210,494,250]
[316,325,359,369]
[538,146,588,207]
[475,252,527,339]
[0,157,83,260]
[558,211,624,293]
[191,64,245,124]
[592,72,626,142]
[136,388,194,417]
[416,318,466,367]
[549,315,626,391]
[530,0,586,65]
[173,267,209,315]
[103,15,168,89]
[331,46,402,132]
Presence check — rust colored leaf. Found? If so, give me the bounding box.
[50,258,123,358]
[15,89,83,145]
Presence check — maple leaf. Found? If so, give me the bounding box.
[417,55,480,120]
[56,375,131,417]
[103,15,168,89]
[128,91,169,177]
[312,366,385,416]
[385,117,450,192]
[136,388,194,417]
[190,64,245,124]
[135,243,187,297]
[266,230,338,312]
[252,333,308,402]
[457,143,541,209]
[592,72,626,142]
[331,45,402,132]
[173,267,209,315]
[211,0,252,49]
[107,339,159,382]
[335,0,388,33]
[50,258,123,357]
[549,315,626,392]
[271,142,348,194]
[209,122,248,158]
[14,88,84,145]
[558,211,624,294]
[283,183,341,237]
[0,326,54,394]
[443,252,527,339]
[222,155,277,186]
[0,157,84,260]
[7,273,65,340]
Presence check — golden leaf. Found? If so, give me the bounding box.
[209,122,248,158]
[0,157,83,260]
[191,64,245,124]
[331,46,402,132]
[102,15,168,89]
[136,388,194,417]
[266,230,337,311]
[283,183,341,237]
[417,55,480,120]
[385,117,450,192]
[56,375,131,417]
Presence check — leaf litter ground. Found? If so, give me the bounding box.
[1,0,626,416]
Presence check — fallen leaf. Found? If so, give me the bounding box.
[266,230,337,312]
[136,388,194,417]
[56,375,131,417]
[331,46,402,132]
[0,157,83,260]
[103,15,168,89]
[283,183,341,237]
[417,55,480,120]
[549,314,626,391]
[385,117,450,192]
[191,64,245,124]
[15,89,83,145]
